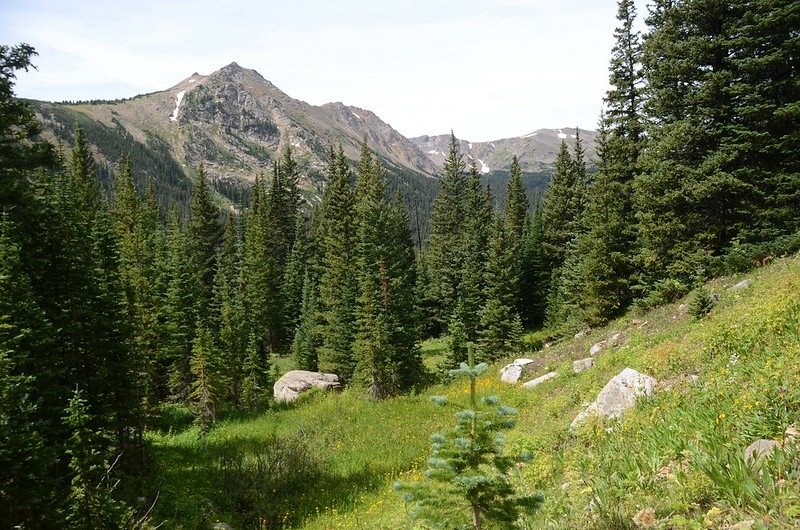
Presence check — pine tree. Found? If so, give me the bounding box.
[519,209,549,327]
[459,163,492,342]
[478,218,524,362]
[352,143,423,397]
[189,324,220,433]
[540,140,577,272]
[636,0,742,285]
[504,156,529,317]
[163,209,196,400]
[291,273,321,371]
[241,332,270,410]
[283,215,308,334]
[214,218,247,405]
[63,388,131,529]
[187,166,222,323]
[425,133,468,332]
[0,216,55,527]
[396,346,542,529]
[317,146,357,380]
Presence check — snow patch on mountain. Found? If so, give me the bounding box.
[169,91,186,122]
[522,131,538,138]
[557,129,567,139]
[478,159,490,174]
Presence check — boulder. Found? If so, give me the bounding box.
[273,370,341,402]
[727,520,755,530]
[730,279,752,291]
[589,340,606,356]
[744,439,780,464]
[574,329,588,340]
[522,371,558,389]
[571,368,656,429]
[572,358,594,373]
[212,524,234,530]
[500,358,536,384]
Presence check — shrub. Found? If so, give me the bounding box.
[689,288,716,320]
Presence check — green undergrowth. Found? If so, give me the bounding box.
[148,254,800,529]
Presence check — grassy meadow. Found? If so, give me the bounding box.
[147,253,800,529]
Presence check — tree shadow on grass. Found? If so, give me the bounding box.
[146,431,395,529]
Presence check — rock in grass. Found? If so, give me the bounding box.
[212,523,234,530]
[500,358,536,384]
[522,371,558,389]
[726,520,755,530]
[570,368,656,430]
[572,358,594,373]
[744,439,781,465]
[589,341,606,356]
[273,370,341,402]
[730,279,752,291]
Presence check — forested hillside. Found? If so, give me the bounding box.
[0,0,798,527]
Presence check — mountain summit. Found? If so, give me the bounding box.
[31,62,595,206]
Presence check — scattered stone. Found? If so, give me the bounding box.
[631,319,643,326]
[589,340,606,356]
[574,329,588,340]
[560,482,570,491]
[727,520,755,530]
[570,368,657,429]
[522,371,558,389]
[500,358,536,384]
[744,439,781,464]
[212,523,234,530]
[608,333,622,347]
[633,507,656,528]
[572,358,594,373]
[273,370,341,402]
[730,279,752,291]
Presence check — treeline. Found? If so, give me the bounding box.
[529,0,800,331]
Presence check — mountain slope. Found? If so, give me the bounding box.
[33,63,438,188]
[412,127,598,174]
[148,253,800,529]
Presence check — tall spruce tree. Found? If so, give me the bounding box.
[504,156,529,316]
[317,146,357,380]
[636,0,742,285]
[477,218,523,362]
[187,166,223,323]
[425,133,468,333]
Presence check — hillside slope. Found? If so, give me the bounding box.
[147,252,800,529]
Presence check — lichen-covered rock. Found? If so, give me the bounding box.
[572,358,594,373]
[522,371,558,389]
[500,358,536,384]
[273,370,341,402]
[570,368,656,429]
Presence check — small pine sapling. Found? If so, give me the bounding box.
[689,288,717,320]
[396,344,543,529]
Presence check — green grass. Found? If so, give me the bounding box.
[147,254,800,529]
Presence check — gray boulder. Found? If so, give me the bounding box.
[570,368,656,429]
[572,358,594,373]
[744,439,780,464]
[589,340,605,356]
[730,279,752,291]
[500,358,536,384]
[522,371,558,389]
[273,370,341,402]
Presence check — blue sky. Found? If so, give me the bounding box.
[2,0,648,141]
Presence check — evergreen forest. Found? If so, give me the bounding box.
[1,0,798,527]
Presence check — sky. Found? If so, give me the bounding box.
[2,0,648,142]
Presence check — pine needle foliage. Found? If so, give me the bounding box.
[396,346,543,529]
